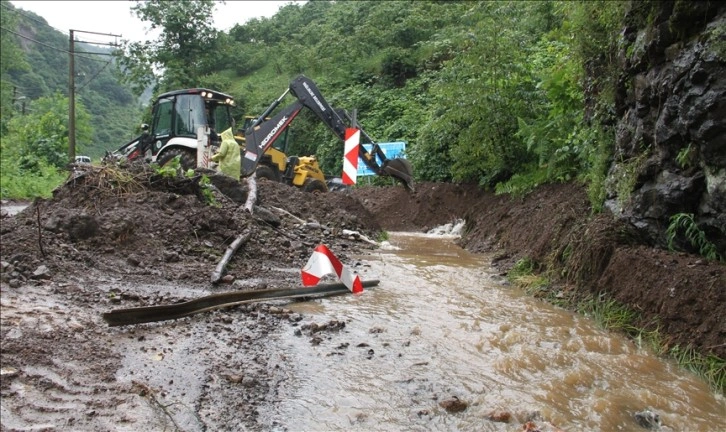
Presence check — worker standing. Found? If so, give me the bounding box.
[211,128,241,181]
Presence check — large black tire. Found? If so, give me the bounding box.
[255,165,280,182]
[157,148,197,171]
[302,178,328,193]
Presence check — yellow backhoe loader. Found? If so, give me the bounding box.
[234,116,329,193]
[240,75,414,191]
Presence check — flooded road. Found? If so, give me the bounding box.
[260,232,726,431]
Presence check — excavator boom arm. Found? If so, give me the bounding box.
[242,75,414,190]
[242,100,304,176]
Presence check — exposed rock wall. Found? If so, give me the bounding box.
[606,1,725,255]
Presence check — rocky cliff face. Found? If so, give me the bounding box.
[606,1,725,256]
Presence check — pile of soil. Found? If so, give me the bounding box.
[1,166,723,429]
[1,165,383,288]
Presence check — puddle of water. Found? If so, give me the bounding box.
[1,202,30,216]
[260,232,726,431]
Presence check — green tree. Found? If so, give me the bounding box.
[1,93,91,198]
[0,0,30,134]
[411,2,545,186]
[116,0,220,93]
[5,93,92,171]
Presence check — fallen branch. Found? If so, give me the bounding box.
[243,175,257,214]
[269,206,306,224]
[342,229,378,245]
[35,201,45,257]
[210,231,252,284]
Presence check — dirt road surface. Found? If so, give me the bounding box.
[1,165,723,430]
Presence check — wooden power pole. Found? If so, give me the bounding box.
[68,29,121,163]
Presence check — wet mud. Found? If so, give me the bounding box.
[1,166,724,430]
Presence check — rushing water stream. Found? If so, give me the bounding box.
[259,230,725,431]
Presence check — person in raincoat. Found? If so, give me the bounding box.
[211,128,241,181]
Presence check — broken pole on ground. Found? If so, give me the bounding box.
[102,279,380,326]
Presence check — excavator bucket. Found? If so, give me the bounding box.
[381,158,415,191]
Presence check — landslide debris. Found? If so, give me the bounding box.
[0,164,382,288]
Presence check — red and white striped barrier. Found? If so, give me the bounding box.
[342,128,360,185]
[301,244,363,294]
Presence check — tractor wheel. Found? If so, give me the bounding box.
[157,148,197,171]
[255,165,279,182]
[302,178,328,194]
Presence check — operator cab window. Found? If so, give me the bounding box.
[174,94,206,137]
[208,103,233,133]
[152,97,173,137]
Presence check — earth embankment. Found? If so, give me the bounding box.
[351,181,725,360]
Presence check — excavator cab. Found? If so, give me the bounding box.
[107,89,236,170]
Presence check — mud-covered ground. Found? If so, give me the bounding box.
[1,165,724,430]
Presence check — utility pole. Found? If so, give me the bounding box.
[68,29,120,163]
[12,86,28,115]
[69,30,75,162]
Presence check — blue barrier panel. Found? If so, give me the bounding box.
[357,142,406,177]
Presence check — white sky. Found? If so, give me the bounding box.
[11,1,300,43]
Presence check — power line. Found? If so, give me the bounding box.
[0,26,114,63]
[4,3,127,48]
[77,60,114,92]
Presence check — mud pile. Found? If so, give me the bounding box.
[0,164,382,288]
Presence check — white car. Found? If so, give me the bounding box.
[75,156,91,164]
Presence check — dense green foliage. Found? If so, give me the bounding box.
[1,0,142,197]
[199,0,623,197]
[667,213,724,262]
[2,0,636,201]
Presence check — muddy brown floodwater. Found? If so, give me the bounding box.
[257,231,726,432]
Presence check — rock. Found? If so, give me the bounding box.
[163,251,180,263]
[226,374,244,384]
[439,396,468,413]
[31,265,51,280]
[634,409,661,430]
[0,366,19,378]
[486,410,511,423]
[305,222,323,230]
[127,254,141,266]
[609,7,726,257]
[66,214,99,241]
[252,205,281,227]
[522,421,542,432]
